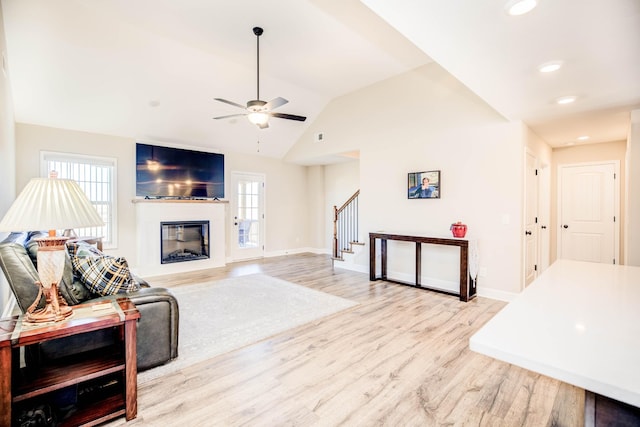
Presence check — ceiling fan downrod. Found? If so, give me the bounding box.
[253,27,263,101]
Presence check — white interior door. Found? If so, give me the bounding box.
[230,172,265,261]
[524,151,538,287]
[538,164,551,271]
[558,163,617,264]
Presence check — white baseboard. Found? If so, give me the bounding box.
[264,247,330,258]
[335,259,519,302]
[476,287,518,302]
[333,260,369,274]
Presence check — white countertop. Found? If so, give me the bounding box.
[469,259,640,407]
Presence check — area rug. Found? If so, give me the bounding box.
[138,273,358,384]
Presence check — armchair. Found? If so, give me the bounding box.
[0,232,179,371]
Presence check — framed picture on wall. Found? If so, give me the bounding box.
[408,170,440,199]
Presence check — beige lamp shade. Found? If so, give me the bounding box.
[0,174,104,322]
[0,176,104,232]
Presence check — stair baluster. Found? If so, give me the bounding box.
[333,189,360,260]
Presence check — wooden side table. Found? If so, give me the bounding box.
[0,297,139,426]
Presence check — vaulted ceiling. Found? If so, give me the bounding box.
[2,0,639,160]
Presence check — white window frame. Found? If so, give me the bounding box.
[40,151,118,248]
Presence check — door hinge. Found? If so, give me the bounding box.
[614,173,616,179]
[535,217,538,224]
[535,169,538,176]
[613,258,616,265]
[534,264,537,271]
[614,216,616,222]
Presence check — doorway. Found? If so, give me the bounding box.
[230,172,265,261]
[524,150,538,287]
[557,162,619,264]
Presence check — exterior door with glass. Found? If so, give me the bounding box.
[230,172,265,261]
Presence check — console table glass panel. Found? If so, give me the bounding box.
[369,232,477,302]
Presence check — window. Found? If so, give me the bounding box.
[41,152,117,248]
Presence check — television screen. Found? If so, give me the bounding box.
[136,143,224,199]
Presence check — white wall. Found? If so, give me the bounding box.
[0,3,16,313]
[287,64,525,298]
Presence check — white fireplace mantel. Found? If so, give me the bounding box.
[132,199,227,277]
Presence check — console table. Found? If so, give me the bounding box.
[369,232,477,302]
[0,297,140,426]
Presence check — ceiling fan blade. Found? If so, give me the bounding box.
[264,97,288,111]
[271,112,307,122]
[213,113,246,120]
[214,98,246,109]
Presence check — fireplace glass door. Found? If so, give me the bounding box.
[160,221,210,264]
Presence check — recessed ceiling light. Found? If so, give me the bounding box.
[538,61,563,73]
[577,135,590,141]
[556,96,577,105]
[505,0,538,16]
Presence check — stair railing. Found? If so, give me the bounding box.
[333,190,360,260]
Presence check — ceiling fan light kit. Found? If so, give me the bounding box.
[248,112,269,127]
[213,27,307,129]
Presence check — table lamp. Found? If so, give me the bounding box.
[0,171,104,322]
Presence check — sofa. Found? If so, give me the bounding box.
[0,231,179,371]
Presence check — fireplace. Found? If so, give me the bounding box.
[160,220,209,264]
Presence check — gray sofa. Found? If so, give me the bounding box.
[0,231,179,371]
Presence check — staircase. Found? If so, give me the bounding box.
[333,190,363,260]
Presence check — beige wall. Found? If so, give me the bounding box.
[287,64,526,298]
[15,123,139,261]
[224,150,310,255]
[0,3,16,312]
[14,123,312,266]
[626,110,640,266]
[550,140,627,263]
[323,160,360,250]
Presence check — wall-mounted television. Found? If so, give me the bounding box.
[136,143,224,199]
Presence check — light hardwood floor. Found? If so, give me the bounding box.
[107,253,583,426]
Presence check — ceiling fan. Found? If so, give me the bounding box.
[213,27,307,129]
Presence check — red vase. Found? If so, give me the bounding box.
[451,222,467,238]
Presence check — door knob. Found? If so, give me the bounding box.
[563,224,569,229]
[541,225,547,229]
[525,231,532,235]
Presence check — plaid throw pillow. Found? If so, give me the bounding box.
[67,242,140,296]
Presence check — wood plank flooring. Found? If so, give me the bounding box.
[106,253,583,426]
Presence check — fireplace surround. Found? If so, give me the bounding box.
[134,199,226,276]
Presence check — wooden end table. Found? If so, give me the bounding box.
[0,297,140,426]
